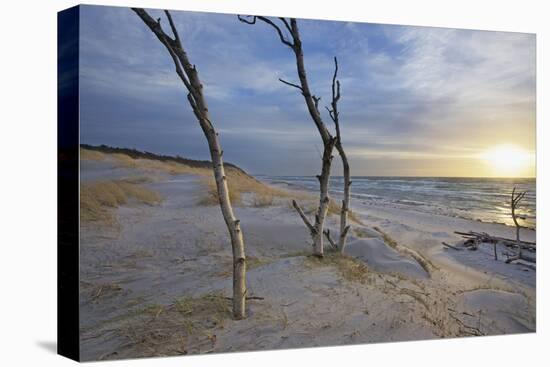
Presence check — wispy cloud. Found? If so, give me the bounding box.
[79,5,535,176]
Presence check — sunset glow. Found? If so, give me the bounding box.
[479,144,535,177]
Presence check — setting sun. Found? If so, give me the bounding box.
[479,144,534,177]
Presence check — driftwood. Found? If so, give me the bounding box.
[454,186,534,266]
[454,231,535,251]
[450,230,536,264]
[509,253,536,264]
[514,262,536,271]
[441,242,463,251]
[448,236,479,251]
[133,9,247,319]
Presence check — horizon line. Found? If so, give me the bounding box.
[254,174,536,179]
[79,144,536,180]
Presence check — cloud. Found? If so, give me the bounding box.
[78,6,536,176]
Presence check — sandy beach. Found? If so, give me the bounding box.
[78,148,536,361]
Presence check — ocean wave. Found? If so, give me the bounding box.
[264,175,536,228]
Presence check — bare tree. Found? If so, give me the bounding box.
[324,57,352,253]
[132,8,247,319]
[505,187,528,264]
[238,16,337,257]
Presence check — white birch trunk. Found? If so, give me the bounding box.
[337,143,351,252]
[133,8,247,319]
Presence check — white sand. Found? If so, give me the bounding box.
[79,159,535,361]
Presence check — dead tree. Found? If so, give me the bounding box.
[132,8,247,319]
[506,187,528,264]
[239,15,337,257]
[324,57,351,252]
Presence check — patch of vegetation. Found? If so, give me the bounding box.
[327,199,364,224]
[110,292,232,359]
[80,178,163,224]
[197,176,242,206]
[80,147,106,161]
[114,151,210,176]
[81,143,248,173]
[80,146,293,208]
[373,226,437,275]
[197,169,289,207]
[279,250,311,259]
[373,226,399,248]
[108,153,135,168]
[304,251,370,284]
[252,193,275,207]
[138,158,211,176]
[353,227,380,238]
[90,283,122,302]
[81,147,215,176]
[247,256,273,270]
[119,176,153,185]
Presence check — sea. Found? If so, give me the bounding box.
[261,176,536,229]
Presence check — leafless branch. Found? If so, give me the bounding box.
[238,15,294,48]
[323,230,338,250]
[279,78,304,92]
[279,17,293,35]
[164,10,180,43]
[292,200,316,236]
[326,57,342,131]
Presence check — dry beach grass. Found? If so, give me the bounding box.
[81,147,288,209]
[80,179,163,224]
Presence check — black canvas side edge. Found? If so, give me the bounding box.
[57,5,80,362]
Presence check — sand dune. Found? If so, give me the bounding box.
[78,149,535,361]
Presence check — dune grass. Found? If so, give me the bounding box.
[80,147,106,161]
[304,251,370,284]
[80,148,366,218]
[252,193,275,207]
[197,168,289,207]
[80,178,162,224]
[137,158,210,176]
[90,283,123,302]
[373,226,437,275]
[81,147,211,176]
[197,176,242,206]
[81,147,282,206]
[111,153,138,168]
[111,292,231,358]
[80,147,293,208]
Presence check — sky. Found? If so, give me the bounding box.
[78,5,536,177]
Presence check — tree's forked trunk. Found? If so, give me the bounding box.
[336,144,351,252]
[238,16,338,257]
[133,8,247,319]
[312,141,336,255]
[325,57,352,252]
